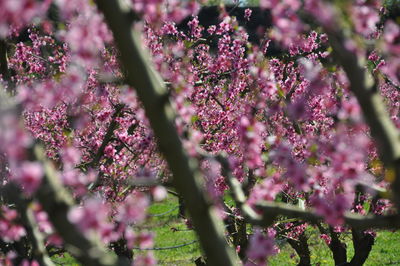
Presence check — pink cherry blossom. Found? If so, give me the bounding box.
[11,161,43,195]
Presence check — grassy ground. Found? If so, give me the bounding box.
[51,194,400,265]
[269,229,400,265]
[135,195,200,265]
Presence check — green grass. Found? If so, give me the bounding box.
[136,195,201,265]
[51,253,79,265]
[51,195,400,265]
[269,229,400,265]
[353,231,400,266]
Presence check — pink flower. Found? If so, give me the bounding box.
[338,97,362,122]
[136,232,154,249]
[0,0,51,37]
[0,206,26,242]
[12,162,43,195]
[246,228,279,265]
[320,234,331,245]
[368,51,380,61]
[382,57,400,85]
[21,259,40,266]
[244,9,252,21]
[68,199,117,242]
[352,5,379,36]
[116,193,149,225]
[207,25,216,35]
[151,186,167,201]
[239,116,265,169]
[384,21,400,45]
[188,16,203,39]
[312,193,354,226]
[104,144,116,158]
[134,252,156,266]
[248,175,282,204]
[304,0,335,28]
[64,12,111,66]
[61,147,81,169]
[260,0,280,9]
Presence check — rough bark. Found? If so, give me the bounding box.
[110,238,133,262]
[287,232,311,266]
[349,229,375,266]
[328,227,348,266]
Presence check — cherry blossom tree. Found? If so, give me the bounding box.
[0,0,399,265]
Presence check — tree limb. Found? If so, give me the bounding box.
[1,184,54,266]
[255,201,400,230]
[323,25,400,208]
[95,1,238,265]
[88,103,125,168]
[216,151,400,229]
[33,145,129,266]
[0,39,15,94]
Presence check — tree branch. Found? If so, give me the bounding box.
[95,1,238,265]
[0,39,15,94]
[1,184,54,266]
[216,153,266,225]
[88,103,124,168]
[323,26,400,208]
[32,145,129,266]
[216,150,400,229]
[255,201,400,230]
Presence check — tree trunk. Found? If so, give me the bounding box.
[348,229,374,266]
[233,219,248,260]
[287,232,311,266]
[178,196,186,218]
[328,227,347,265]
[110,238,133,262]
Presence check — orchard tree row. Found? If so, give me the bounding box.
[0,0,399,265]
